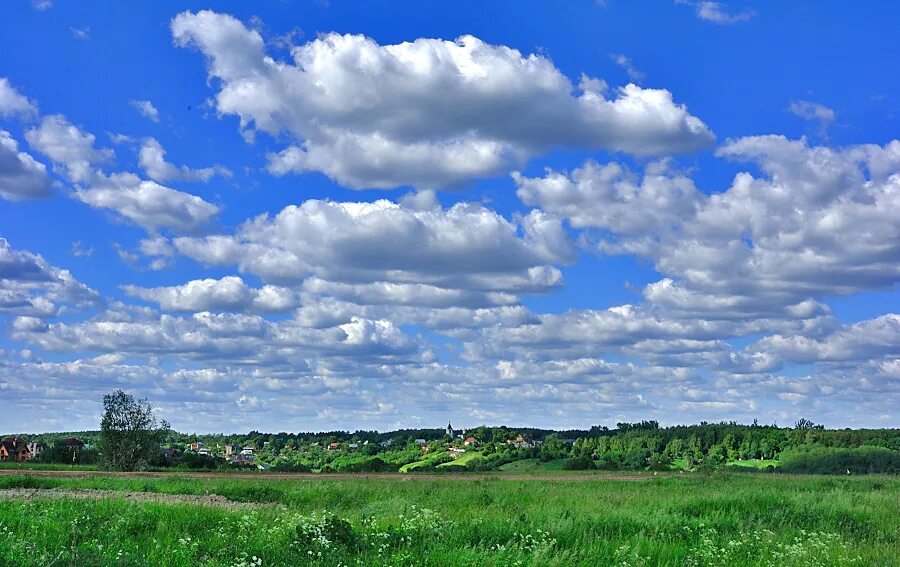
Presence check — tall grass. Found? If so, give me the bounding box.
[0,473,896,565]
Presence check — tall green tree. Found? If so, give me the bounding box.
[99,390,170,471]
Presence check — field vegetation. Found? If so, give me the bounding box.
[0,472,896,566]
[11,417,899,476]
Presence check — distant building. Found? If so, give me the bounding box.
[26,441,45,459]
[445,421,454,438]
[161,448,181,460]
[449,447,467,459]
[240,446,255,456]
[348,443,358,451]
[327,442,340,451]
[511,434,536,449]
[414,438,427,446]
[0,438,30,462]
[463,436,477,446]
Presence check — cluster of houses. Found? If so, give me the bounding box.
[440,422,479,459]
[176,441,259,465]
[0,437,84,462]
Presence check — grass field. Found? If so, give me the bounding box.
[0,472,896,566]
[436,451,483,468]
[726,460,780,470]
[496,458,571,473]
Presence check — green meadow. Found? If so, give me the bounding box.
[0,472,897,566]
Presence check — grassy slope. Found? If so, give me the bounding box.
[497,458,568,472]
[726,459,780,469]
[0,473,896,566]
[398,451,448,473]
[436,451,483,468]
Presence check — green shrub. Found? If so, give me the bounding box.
[295,515,360,551]
[779,446,900,475]
[563,456,596,470]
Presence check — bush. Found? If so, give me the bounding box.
[563,456,596,470]
[272,461,311,473]
[779,446,900,475]
[335,457,397,473]
[174,452,220,470]
[295,515,359,551]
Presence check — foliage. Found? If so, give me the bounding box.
[563,456,596,470]
[779,446,900,475]
[99,390,170,472]
[11,419,900,474]
[38,442,99,465]
[0,473,896,565]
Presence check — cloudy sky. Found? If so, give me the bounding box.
[1,1,898,433]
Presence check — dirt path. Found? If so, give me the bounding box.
[0,469,661,482]
[0,487,271,509]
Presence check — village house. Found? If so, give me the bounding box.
[240,445,255,456]
[0,438,30,462]
[327,442,340,451]
[511,434,537,449]
[348,443,358,451]
[463,436,477,446]
[449,447,467,459]
[161,448,181,460]
[26,441,45,459]
[60,438,85,449]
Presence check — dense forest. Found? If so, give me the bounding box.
[10,419,899,474]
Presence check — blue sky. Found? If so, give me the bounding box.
[0,0,897,433]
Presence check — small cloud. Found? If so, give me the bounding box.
[70,27,91,40]
[107,132,135,144]
[679,1,755,24]
[271,26,304,50]
[32,0,52,11]
[130,99,160,122]
[237,395,262,409]
[789,100,835,138]
[71,241,93,258]
[113,243,140,268]
[610,53,646,83]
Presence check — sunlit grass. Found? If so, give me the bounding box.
[0,473,896,565]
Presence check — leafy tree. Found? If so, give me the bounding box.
[99,390,170,471]
[39,441,98,465]
[795,418,823,430]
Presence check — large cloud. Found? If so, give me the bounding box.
[171,10,713,190]
[516,137,900,310]
[123,276,297,313]
[174,199,574,293]
[138,138,231,183]
[13,307,428,369]
[0,239,99,317]
[25,114,114,183]
[25,115,219,233]
[0,130,52,200]
[0,78,37,119]
[76,172,219,233]
[749,314,900,365]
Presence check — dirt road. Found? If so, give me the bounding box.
[0,468,661,482]
[0,487,268,509]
